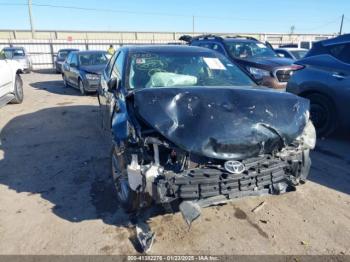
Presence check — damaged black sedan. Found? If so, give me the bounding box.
[98,45,316,214]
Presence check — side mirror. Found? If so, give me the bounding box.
[107,78,120,92]
[70,62,77,68]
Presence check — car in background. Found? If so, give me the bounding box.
[55,48,79,73]
[182,34,298,89]
[0,54,24,107]
[287,34,350,136]
[275,48,308,60]
[0,47,32,73]
[98,45,315,213]
[62,50,109,95]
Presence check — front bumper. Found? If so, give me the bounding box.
[262,76,287,89]
[154,148,309,204]
[83,78,100,92]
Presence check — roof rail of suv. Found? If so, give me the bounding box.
[179,34,259,43]
[180,34,225,43]
[224,35,259,41]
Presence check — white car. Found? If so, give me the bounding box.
[0,59,24,107]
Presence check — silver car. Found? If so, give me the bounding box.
[1,47,32,73]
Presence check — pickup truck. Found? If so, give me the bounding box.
[0,59,24,107]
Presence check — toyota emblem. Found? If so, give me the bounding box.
[224,160,246,174]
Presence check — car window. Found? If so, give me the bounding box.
[290,50,308,60]
[13,49,25,57]
[105,51,118,77]
[66,53,73,64]
[127,51,255,90]
[111,51,125,79]
[225,41,278,59]
[198,43,213,49]
[58,50,70,60]
[328,44,350,64]
[79,52,108,66]
[275,50,287,57]
[212,44,225,54]
[71,54,78,66]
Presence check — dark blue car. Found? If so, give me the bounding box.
[287,34,350,136]
[98,45,315,213]
[62,50,109,95]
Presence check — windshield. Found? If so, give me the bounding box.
[79,52,108,66]
[128,51,255,89]
[58,51,70,60]
[225,41,278,59]
[1,49,25,59]
[290,50,308,59]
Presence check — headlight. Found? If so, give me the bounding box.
[247,67,270,79]
[298,120,316,150]
[86,74,100,81]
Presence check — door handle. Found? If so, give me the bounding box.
[332,73,345,80]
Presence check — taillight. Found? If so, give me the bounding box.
[290,64,305,71]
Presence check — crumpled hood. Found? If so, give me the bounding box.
[80,64,105,74]
[133,87,309,160]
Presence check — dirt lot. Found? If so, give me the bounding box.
[0,71,349,255]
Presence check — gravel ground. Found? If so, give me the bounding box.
[0,71,349,255]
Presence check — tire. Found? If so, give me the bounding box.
[111,146,139,213]
[305,93,337,137]
[79,79,86,95]
[10,74,24,104]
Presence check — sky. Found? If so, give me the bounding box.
[0,0,349,34]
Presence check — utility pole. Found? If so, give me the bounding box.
[28,0,35,38]
[339,14,344,35]
[192,16,195,35]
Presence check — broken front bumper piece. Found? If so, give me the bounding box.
[157,149,309,203]
[128,144,310,207]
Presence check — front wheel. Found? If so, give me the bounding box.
[111,146,140,213]
[63,74,69,87]
[11,74,24,104]
[306,93,337,137]
[79,79,86,95]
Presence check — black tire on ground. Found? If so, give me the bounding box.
[111,146,140,213]
[10,74,24,104]
[305,93,337,137]
[79,79,86,95]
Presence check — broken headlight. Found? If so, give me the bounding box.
[298,120,316,150]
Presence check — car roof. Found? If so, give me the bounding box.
[122,45,214,54]
[275,48,308,51]
[58,48,79,52]
[223,38,259,44]
[319,34,350,46]
[3,47,25,50]
[74,50,107,55]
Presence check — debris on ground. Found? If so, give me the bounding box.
[300,240,309,246]
[179,201,202,226]
[259,219,268,224]
[135,222,155,253]
[251,201,266,213]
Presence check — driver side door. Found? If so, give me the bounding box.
[0,60,12,98]
[101,50,125,130]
